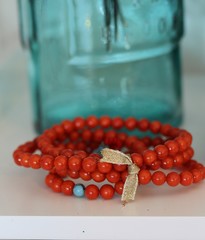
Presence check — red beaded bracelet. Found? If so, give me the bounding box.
[13,116,205,203]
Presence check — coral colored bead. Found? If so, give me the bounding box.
[93,129,104,142]
[81,129,92,142]
[49,148,61,157]
[76,142,86,151]
[68,155,81,171]
[132,141,147,154]
[99,116,111,128]
[152,171,166,185]
[61,149,73,158]
[21,153,31,168]
[67,168,79,178]
[138,119,149,131]
[199,168,205,179]
[125,136,138,148]
[165,140,179,156]
[143,150,157,166]
[105,130,117,141]
[44,129,57,141]
[69,131,80,142]
[82,157,97,173]
[141,136,152,147]
[91,170,106,182]
[113,164,127,172]
[100,184,115,200]
[61,180,75,195]
[45,174,56,188]
[54,155,67,171]
[51,178,63,193]
[56,169,67,178]
[186,147,194,159]
[86,116,98,128]
[73,117,85,130]
[85,185,99,200]
[161,156,174,169]
[150,121,161,133]
[79,169,91,181]
[66,142,75,150]
[191,169,203,183]
[131,153,143,168]
[118,132,128,143]
[29,154,41,169]
[150,160,161,171]
[13,150,23,166]
[152,137,163,147]
[121,170,128,183]
[89,153,101,160]
[160,124,172,136]
[97,161,112,173]
[115,181,124,195]
[154,145,168,160]
[173,154,184,167]
[41,155,54,170]
[182,150,191,162]
[125,117,137,130]
[176,137,188,152]
[52,125,66,141]
[106,170,121,183]
[62,120,74,133]
[180,171,193,186]
[166,172,180,187]
[138,170,151,185]
[75,150,87,159]
[112,117,124,129]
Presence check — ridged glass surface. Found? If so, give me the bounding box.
[18,0,183,132]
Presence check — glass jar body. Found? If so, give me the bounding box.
[19,0,183,132]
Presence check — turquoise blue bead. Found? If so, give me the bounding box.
[73,184,85,197]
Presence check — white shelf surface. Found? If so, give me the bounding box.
[0,52,205,239]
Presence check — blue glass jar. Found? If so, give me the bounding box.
[18,0,183,132]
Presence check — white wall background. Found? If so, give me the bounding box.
[0,0,205,75]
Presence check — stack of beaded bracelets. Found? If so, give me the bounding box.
[13,116,205,202]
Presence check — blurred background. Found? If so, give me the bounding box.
[0,0,205,75]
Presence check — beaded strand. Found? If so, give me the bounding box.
[13,116,205,200]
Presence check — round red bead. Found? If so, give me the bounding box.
[106,170,121,183]
[29,154,41,169]
[86,116,98,128]
[152,171,166,185]
[131,153,143,168]
[165,140,179,156]
[125,117,137,130]
[113,164,127,172]
[97,161,112,173]
[91,170,106,182]
[100,184,115,200]
[82,157,97,173]
[68,155,81,171]
[54,155,67,171]
[85,185,99,200]
[73,117,85,130]
[112,117,124,129]
[115,181,124,195]
[180,171,193,186]
[143,150,157,166]
[166,172,180,187]
[99,116,111,128]
[138,170,151,185]
[61,180,74,195]
[154,145,168,160]
[79,169,91,181]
